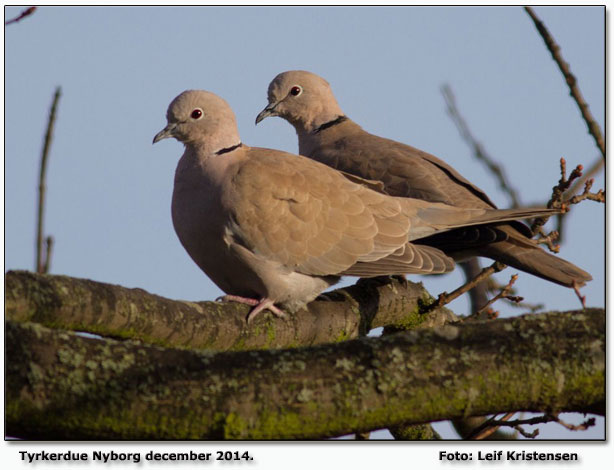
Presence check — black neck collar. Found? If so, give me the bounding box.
[215,142,242,155]
[313,115,348,134]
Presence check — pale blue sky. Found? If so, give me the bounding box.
[4,6,605,440]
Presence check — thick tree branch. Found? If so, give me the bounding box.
[389,423,442,440]
[6,309,603,439]
[5,271,456,351]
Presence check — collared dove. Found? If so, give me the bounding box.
[256,70,592,288]
[154,90,558,322]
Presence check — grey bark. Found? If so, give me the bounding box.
[6,309,604,440]
[5,270,456,351]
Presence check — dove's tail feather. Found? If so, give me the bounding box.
[409,205,559,240]
[449,207,559,229]
[478,207,558,225]
[482,239,592,288]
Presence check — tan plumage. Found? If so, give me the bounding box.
[256,70,592,288]
[155,90,559,322]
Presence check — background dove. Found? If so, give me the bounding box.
[256,70,592,288]
[154,90,558,322]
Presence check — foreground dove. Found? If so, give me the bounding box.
[154,90,559,322]
[256,70,592,288]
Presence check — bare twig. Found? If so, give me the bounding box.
[530,158,604,245]
[553,159,584,207]
[486,277,544,312]
[557,156,605,240]
[558,173,605,244]
[431,162,597,322]
[36,87,61,274]
[428,261,507,312]
[530,158,582,234]
[442,84,521,208]
[42,236,54,274]
[5,6,36,25]
[555,414,596,432]
[473,274,523,318]
[566,157,604,198]
[535,228,560,253]
[467,412,595,440]
[572,281,587,309]
[472,412,515,440]
[567,179,605,204]
[524,7,605,160]
[532,158,604,237]
[526,159,601,309]
[514,425,539,439]
[434,157,600,319]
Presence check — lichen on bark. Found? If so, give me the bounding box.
[5,307,604,440]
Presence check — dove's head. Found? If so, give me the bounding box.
[154,90,241,152]
[255,71,344,134]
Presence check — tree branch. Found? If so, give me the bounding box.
[36,87,61,274]
[5,6,36,26]
[441,84,521,207]
[6,308,603,439]
[470,412,516,440]
[466,412,596,440]
[428,261,507,312]
[4,271,456,352]
[564,157,604,204]
[472,274,523,319]
[524,7,605,160]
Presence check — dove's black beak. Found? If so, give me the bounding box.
[153,123,177,144]
[255,102,280,125]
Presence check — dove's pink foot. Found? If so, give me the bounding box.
[217,295,287,323]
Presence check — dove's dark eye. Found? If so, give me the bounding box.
[191,109,203,119]
[290,86,302,97]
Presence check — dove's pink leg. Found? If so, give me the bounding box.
[218,295,287,323]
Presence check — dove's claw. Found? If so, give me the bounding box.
[218,295,287,323]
